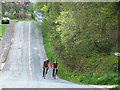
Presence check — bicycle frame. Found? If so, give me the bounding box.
[53,68,58,79]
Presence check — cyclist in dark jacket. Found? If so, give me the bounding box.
[42,60,49,77]
[52,60,58,77]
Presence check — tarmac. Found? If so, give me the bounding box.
[0,21,17,70]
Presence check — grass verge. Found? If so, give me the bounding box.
[0,24,7,37]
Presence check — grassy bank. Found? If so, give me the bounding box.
[0,24,7,36]
[110,86,119,90]
[39,22,118,85]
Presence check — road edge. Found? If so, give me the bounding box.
[0,21,17,71]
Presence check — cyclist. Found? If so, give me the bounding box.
[42,59,49,77]
[52,60,58,77]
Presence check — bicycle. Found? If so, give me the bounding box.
[43,67,48,79]
[52,68,58,79]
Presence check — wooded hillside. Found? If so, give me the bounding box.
[34,2,118,74]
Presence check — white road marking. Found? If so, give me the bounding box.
[0,63,5,70]
[34,48,37,50]
[11,38,14,42]
[1,44,8,61]
[28,22,33,80]
[89,85,117,88]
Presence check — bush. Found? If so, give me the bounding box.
[3,14,16,19]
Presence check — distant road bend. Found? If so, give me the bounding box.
[0,21,115,89]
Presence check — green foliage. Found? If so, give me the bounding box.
[2,14,16,19]
[34,2,46,13]
[39,21,118,85]
[35,2,119,84]
[2,2,34,18]
[11,18,34,21]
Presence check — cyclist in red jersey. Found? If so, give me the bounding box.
[42,60,49,77]
[52,60,58,77]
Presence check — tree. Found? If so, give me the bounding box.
[16,1,30,18]
[40,2,118,72]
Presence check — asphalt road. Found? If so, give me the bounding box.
[0,21,115,89]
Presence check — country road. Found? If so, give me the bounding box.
[0,21,116,89]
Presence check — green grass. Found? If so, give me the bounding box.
[58,71,118,85]
[36,22,118,85]
[11,18,34,21]
[110,86,119,90]
[0,24,6,44]
[0,24,7,37]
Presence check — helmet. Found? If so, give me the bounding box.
[54,60,57,63]
[46,60,49,62]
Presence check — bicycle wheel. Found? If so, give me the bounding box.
[54,69,56,79]
[44,73,45,79]
[43,68,46,79]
